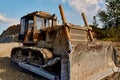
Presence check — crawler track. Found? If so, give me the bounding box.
[10,59,46,80]
[10,46,60,80]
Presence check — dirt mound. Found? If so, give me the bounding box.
[0,24,20,43]
[0,24,20,38]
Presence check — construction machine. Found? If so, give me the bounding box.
[10,4,120,80]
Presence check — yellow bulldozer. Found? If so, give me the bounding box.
[10,4,120,80]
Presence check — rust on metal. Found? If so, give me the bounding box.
[81,12,94,42]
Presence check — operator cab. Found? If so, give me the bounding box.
[19,11,57,45]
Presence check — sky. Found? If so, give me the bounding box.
[0,0,105,34]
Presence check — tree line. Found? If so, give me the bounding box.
[92,0,120,41]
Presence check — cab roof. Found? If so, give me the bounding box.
[21,11,54,19]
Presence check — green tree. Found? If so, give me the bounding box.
[98,0,120,28]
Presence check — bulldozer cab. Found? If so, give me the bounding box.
[19,11,57,45]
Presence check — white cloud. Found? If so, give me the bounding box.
[0,14,19,25]
[98,0,104,4]
[68,0,103,16]
[61,0,66,3]
[0,14,19,35]
[61,0,105,24]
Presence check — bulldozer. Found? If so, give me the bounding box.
[10,4,120,80]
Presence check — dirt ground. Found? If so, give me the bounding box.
[0,57,36,80]
[0,43,42,80]
[0,42,21,57]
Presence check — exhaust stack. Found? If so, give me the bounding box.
[81,12,94,42]
[59,4,67,24]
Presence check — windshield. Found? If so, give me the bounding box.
[36,16,54,31]
[20,17,34,34]
[20,18,25,34]
[20,15,56,34]
[28,19,33,30]
[36,17,43,31]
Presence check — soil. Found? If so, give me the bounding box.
[0,57,35,80]
[0,43,43,80]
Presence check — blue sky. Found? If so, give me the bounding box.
[0,0,105,34]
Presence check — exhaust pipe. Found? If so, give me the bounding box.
[59,4,66,24]
[81,12,94,42]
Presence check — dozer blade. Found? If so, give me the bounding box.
[69,42,120,80]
